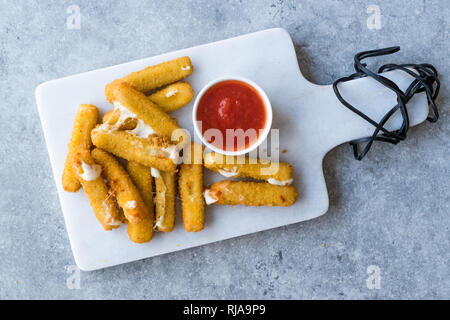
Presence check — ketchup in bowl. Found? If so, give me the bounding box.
[196,80,267,152]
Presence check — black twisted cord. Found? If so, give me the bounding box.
[332,46,440,160]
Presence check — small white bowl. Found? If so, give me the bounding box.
[192,76,273,156]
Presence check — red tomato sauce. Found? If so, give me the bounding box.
[196,80,267,151]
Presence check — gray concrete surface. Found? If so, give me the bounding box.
[0,0,448,299]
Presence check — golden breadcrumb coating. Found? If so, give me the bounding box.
[91,127,178,173]
[72,149,123,230]
[102,110,114,124]
[153,170,176,232]
[91,148,153,243]
[105,56,193,102]
[126,161,154,215]
[179,143,205,232]
[206,180,297,207]
[62,104,98,192]
[204,153,293,183]
[110,81,187,144]
[148,82,194,113]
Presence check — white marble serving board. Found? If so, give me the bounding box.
[35,28,429,271]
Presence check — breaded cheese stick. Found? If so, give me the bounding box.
[62,104,99,192]
[204,180,297,207]
[179,143,205,232]
[151,168,176,232]
[91,148,154,243]
[91,128,178,172]
[127,212,154,243]
[110,82,186,143]
[105,82,193,120]
[204,153,293,186]
[72,149,122,230]
[105,56,193,102]
[126,161,154,243]
[126,161,154,214]
[148,82,194,113]
[102,110,114,123]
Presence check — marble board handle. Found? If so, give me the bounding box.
[295,69,430,158]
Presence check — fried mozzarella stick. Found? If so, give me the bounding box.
[204,153,294,186]
[148,82,194,113]
[72,149,122,230]
[126,161,155,243]
[91,148,153,243]
[105,56,193,102]
[152,168,176,232]
[62,104,99,192]
[102,110,114,124]
[126,161,154,214]
[110,82,185,143]
[179,143,205,232]
[204,180,297,207]
[127,211,154,243]
[105,83,193,116]
[91,128,178,172]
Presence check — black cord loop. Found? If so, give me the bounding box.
[332,46,440,160]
